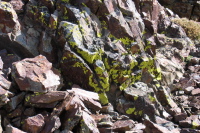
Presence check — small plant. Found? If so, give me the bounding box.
[172,18,200,41]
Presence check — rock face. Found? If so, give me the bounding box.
[0,0,199,132]
[12,55,62,92]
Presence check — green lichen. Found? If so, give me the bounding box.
[192,121,199,129]
[98,93,109,105]
[134,95,138,100]
[25,96,30,102]
[126,108,136,114]
[148,94,156,102]
[109,34,134,45]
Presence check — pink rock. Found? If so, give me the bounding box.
[12,55,62,92]
[22,114,45,133]
[191,88,200,95]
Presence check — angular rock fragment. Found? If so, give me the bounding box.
[22,114,45,133]
[79,111,99,133]
[25,91,69,108]
[112,120,135,132]
[179,115,200,129]
[144,119,171,133]
[61,107,82,131]
[12,55,62,92]
[5,92,25,111]
[0,86,10,107]
[69,85,102,111]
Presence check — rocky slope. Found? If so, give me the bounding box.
[0,0,199,133]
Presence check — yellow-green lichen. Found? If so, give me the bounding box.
[192,121,199,129]
[98,93,109,105]
[148,94,156,102]
[126,108,136,114]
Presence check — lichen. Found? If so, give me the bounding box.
[126,108,136,114]
[98,92,109,105]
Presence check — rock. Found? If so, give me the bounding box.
[22,114,45,133]
[174,113,187,123]
[0,1,20,33]
[6,124,26,133]
[0,49,20,70]
[119,82,160,121]
[9,0,24,13]
[12,55,62,92]
[5,92,25,111]
[179,115,200,129]
[0,86,10,107]
[79,111,99,133]
[41,115,61,133]
[180,128,200,133]
[144,119,171,133]
[61,107,82,131]
[184,87,195,95]
[69,85,102,111]
[191,88,200,96]
[112,120,135,132]
[25,91,69,108]
[0,74,11,90]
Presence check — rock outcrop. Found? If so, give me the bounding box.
[0,0,199,132]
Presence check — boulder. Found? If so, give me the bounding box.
[12,55,62,92]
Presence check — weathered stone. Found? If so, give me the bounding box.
[5,92,25,111]
[22,114,45,133]
[179,115,200,129]
[144,119,171,133]
[61,107,82,131]
[41,116,61,133]
[112,120,135,132]
[0,86,10,107]
[180,128,200,133]
[69,85,102,111]
[0,74,11,90]
[0,1,20,33]
[79,111,99,133]
[25,91,69,108]
[184,87,195,95]
[0,49,20,69]
[9,0,24,13]
[191,88,200,96]
[12,55,62,92]
[174,113,187,123]
[6,124,26,133]
[119,82,160,121]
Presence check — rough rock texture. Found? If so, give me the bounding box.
[0,0,199,132]
[12,55,62,92]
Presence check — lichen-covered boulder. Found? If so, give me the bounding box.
[117,82,161,121]
[12,55,62,92]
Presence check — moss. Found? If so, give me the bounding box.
[98,93,109,105]
[172,18,200,41]
[126,108,136,114]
